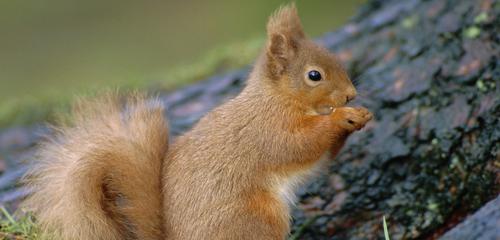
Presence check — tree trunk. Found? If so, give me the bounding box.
[287,0,500,238]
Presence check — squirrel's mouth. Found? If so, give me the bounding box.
[309,96,347,116]
[315,100,344,115]
[315,105,335,115]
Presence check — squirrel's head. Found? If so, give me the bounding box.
[260,4,356,115]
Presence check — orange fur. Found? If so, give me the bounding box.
[23,4,372,240]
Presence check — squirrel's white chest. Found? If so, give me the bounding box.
[277,175,303,206]
[275,151,331,207]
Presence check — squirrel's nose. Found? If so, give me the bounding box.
[345,86,357,104]
[346,94,356,104]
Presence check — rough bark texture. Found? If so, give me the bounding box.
[288,0,500,239]
[0,0,499,239]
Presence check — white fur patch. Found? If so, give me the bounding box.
[275,151,331,208]
[277,175,303,206]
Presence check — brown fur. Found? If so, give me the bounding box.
[23,93,168,239]
[23,4,372,240]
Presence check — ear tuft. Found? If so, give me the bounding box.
[266,3,305,40]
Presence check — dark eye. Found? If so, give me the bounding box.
[308,70,322,81]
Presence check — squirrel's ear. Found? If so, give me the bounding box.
[265,3,304,77]
[267,33,290,73]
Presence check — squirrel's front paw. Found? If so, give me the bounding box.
[332,107,373,132]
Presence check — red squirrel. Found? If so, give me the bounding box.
[23,4,372,240]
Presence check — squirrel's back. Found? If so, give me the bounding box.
[22,93,168,240]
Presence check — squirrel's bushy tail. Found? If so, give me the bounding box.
[22,92,168,240]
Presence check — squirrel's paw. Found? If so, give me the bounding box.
[332,107,373,132]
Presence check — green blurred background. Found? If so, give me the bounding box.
[0,0,363,126]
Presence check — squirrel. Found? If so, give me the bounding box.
[22,4,372,240]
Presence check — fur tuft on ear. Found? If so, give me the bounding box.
[266,3,305,40]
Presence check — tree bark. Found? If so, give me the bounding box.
[287,0,500,239]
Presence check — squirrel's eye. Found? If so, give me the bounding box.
[308,70,322,81]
